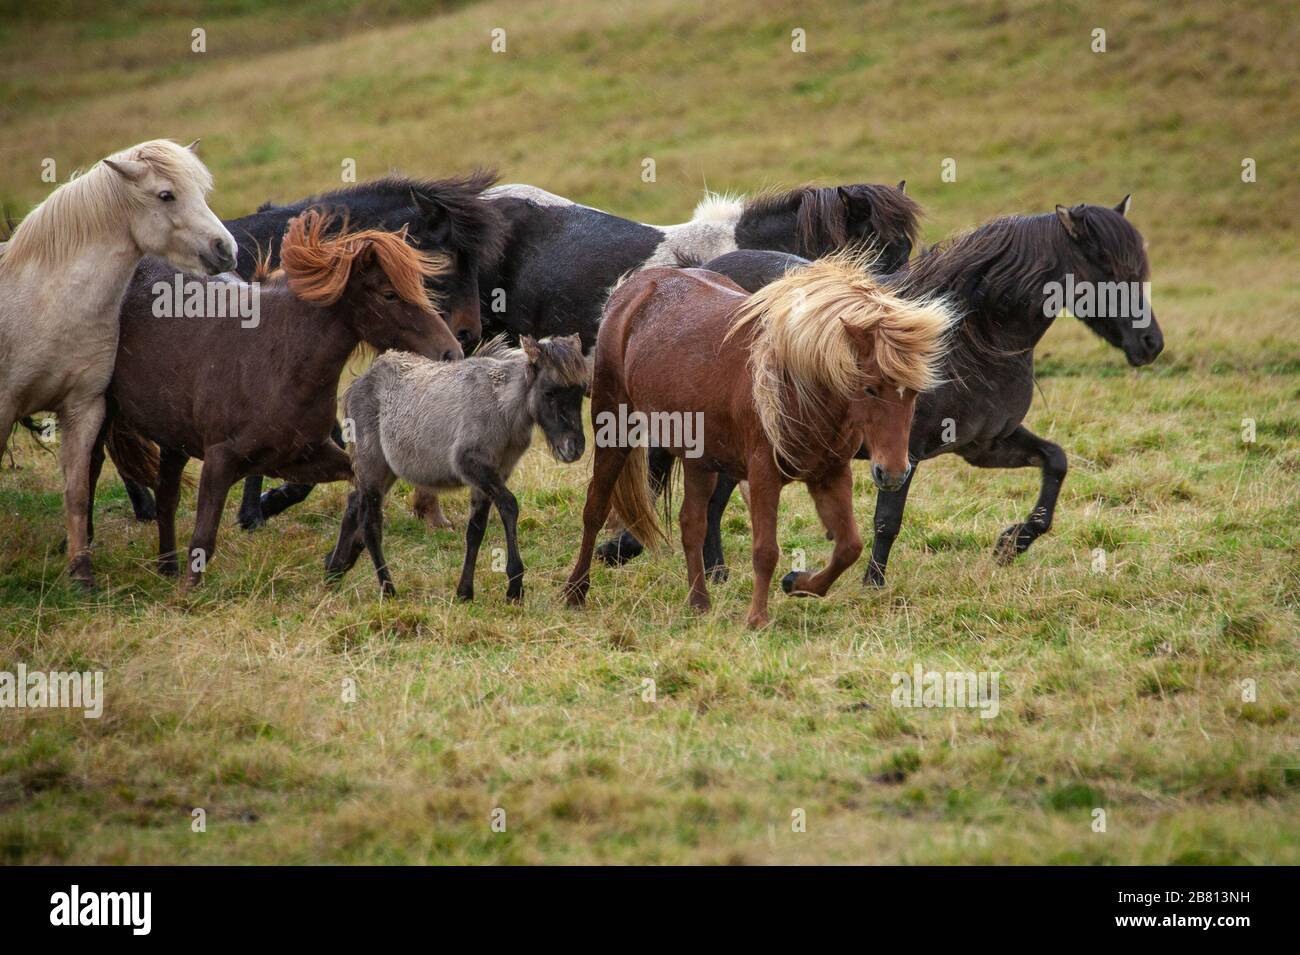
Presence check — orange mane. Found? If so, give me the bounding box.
[278,210,450,313]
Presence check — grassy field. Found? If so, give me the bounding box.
[1,0,1297,864]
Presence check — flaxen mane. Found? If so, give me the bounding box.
[279,210,449,311]
[0,139,212,271]
[727,250,954,467]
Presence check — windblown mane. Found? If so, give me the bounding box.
[727,251,954,468]
[265,170,508,268]
[895,207,1147,368]
[0,139,213,271]
[742,183,921,258]
[279,210,450,312]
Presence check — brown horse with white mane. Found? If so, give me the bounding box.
[564,255,954,628]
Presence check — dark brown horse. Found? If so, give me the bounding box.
[563,255,954,628]
[97,211,462,588]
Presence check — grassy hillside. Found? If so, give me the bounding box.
[1,0,1296,863]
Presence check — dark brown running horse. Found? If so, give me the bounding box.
[97,211,462,588]
[563,255,954,628]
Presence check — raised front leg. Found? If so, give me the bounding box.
[745,454,783,629]
[124,479,157,522]
[680,463,717,612]
[595,446,672,566]
[961,425,1068,563]
[702,474,739,583]
[781,464,862,598]
[59,397,107,590]
[863,465,916,587]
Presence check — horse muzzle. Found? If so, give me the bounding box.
[871,461,912,492]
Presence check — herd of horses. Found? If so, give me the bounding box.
[0,138,1164,628]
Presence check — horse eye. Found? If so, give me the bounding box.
[158,191,175,203]
[864,386,879,398]
[380,289,400,301]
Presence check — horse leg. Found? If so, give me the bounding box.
[564,445,632,606]
[87,430,106,546]
[237,476,266,530]
[745,456,783,629]
[595,446,672,566]
[680,463,717,612]
[454,490,493,602]
[184,448,241,589]
[961,425,1068,563]
[58,397,107,590]
[702,474,738,583]
[124,479,157,522]
[324,490,366,581]
[358,489,396,597]
[412,485,455,530]
[155,448,188,577]
[863,465,916,587]
[781,464,862,597]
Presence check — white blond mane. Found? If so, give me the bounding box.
[726,250,955,467]
[0,139,213,271]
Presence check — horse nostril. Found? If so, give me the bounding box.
[442,349,459,362]
[871,463,885,485]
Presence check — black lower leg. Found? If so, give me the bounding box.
[237,476,265,530]
[455,495,492,601]
[864,467,915,586]
[702,474,738,582]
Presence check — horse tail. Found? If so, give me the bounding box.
[105,422,160,489]
[609,443,668,552]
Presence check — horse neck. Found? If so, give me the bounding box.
[499,359,536,437]
[734,205,801,256]
[284,298,362,392]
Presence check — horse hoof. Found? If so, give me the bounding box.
[133,503,157,522]
[994,524,1031,565]
[746,612,770,629]
[562,580,588,606]
[379,581,397,598]
[595,540,631,566]
[506,590,523,604]
[456,586,473,602]
[781,570,811,596]
[705,564,729,584]
[864,562,886,587]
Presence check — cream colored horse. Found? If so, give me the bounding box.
[0,139,236,588]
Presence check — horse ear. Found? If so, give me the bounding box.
[897,180,907,194]
[184,139,201,154]
[837,186,853,206]
[1114,194,1132,217]
[1055,204,1082,239]
[103,158,148,182]
[839,316,874,354]
[412,190,449,228]
[521,335,541,364]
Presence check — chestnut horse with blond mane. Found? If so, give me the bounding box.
[564,255,954,628]
[0,139,236,589]
[98,211,462,589]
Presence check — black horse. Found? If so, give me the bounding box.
[237,178,922,527]
[124,172,509,530]
[476,181,920,347]
[599,197,1165,582]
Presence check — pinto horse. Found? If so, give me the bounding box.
[670,197,1164,583]
[563,255,953,628]
[97,211,462,588]
[0,139,235,589]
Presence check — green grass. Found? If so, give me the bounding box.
[1,0,1297,864]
